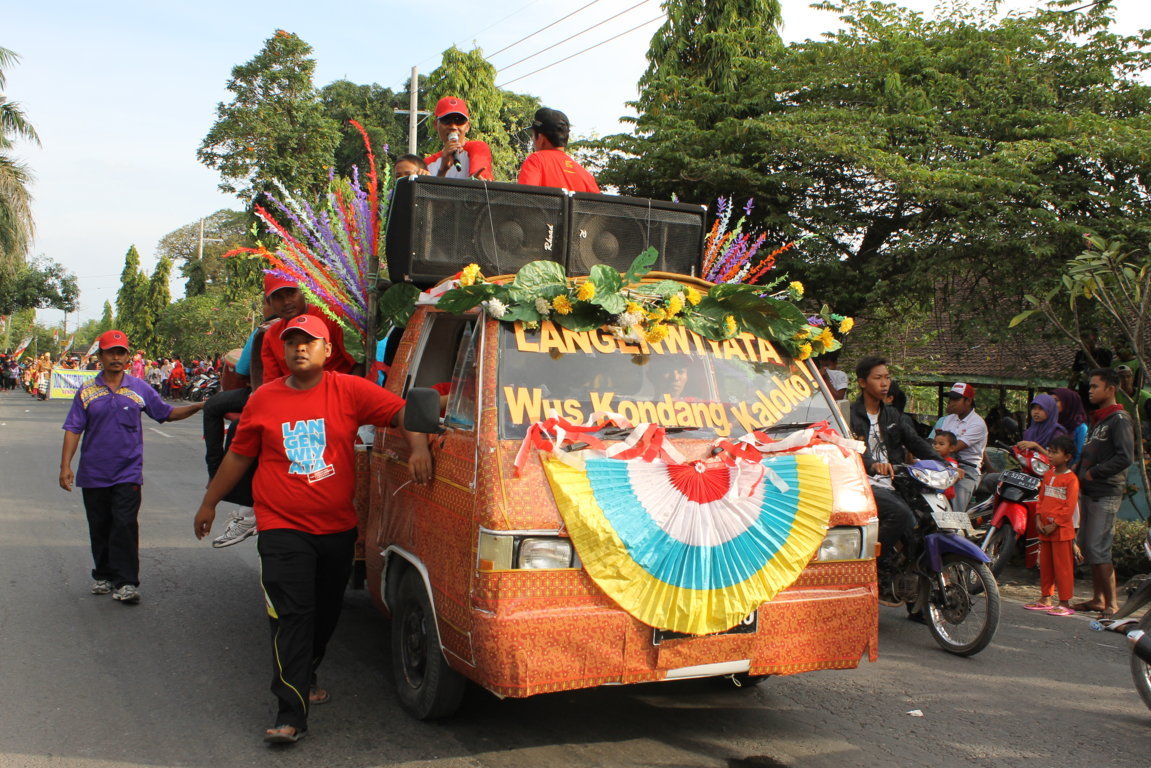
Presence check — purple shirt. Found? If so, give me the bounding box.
[62,372,173,487]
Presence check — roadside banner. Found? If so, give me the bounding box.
[12,336,32,358]
[49,368,98,400]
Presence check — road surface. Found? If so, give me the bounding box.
[0,390,1148,767]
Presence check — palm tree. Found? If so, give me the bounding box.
[0,46,40,271]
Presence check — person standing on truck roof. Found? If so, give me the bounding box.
[193,314,433,745]
[517,107,600,193]
[59,330,206,604]
[424,97,494,180]
[849,355,942,605]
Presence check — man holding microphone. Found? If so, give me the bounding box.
[424,97,494,180]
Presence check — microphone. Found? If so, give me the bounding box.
[448,131,462,171]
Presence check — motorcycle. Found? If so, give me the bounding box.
[883,460,1001,656]
[184,372,219,402]
[1114,527,1151,710]
[977,444,1048,578]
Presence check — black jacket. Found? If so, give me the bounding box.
[1079,408,1135,499]
[849,399,942,474]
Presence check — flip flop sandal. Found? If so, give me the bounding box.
[1023,602,1055,611]
[1046,606,1076,616]
[308,686,330,705]
[264,725,306,744]
[1097,611,1117,620]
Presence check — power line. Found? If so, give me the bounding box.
[486,0,609,59]
[496,14,664,89]
[416,0,548,66]
[496,0,652,73]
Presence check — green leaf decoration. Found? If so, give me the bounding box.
[624,247,659,284]
[377,282,421,329]
[552,302,603,332]
[588,264,626,314]
[437,284,497,314]
[509,260,567,304]
[682,312,726,340]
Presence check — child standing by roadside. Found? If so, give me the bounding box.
[932,431,963,505]
[1023,434,1079,616]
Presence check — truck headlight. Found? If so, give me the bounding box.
[517,538,574,569]
[816,527,862,561]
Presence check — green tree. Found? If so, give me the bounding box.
[319,80,407,176]
[98,300,114,333]
[144,256,173,354]
[600,0,1151,326]
[115,246,149,344]
[155,293,257,361]
[0,257,78,315]
[155,209,251,297]
[0,46,40,273]
[198,30,341,202]
[639,0,782,104]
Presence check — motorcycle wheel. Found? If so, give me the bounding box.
[1131,613,1151,711]
[926,555,1000,657]
[982,524,1015,579]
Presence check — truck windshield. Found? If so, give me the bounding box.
[497,321,836,440]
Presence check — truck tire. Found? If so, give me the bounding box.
[391,569,466,719]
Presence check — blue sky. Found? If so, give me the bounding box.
[4,0,1144,325]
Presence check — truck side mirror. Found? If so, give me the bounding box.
[404,387,444,434]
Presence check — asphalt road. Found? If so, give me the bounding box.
[1,389,1149,768]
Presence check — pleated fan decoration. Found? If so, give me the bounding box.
[544,453,834,636]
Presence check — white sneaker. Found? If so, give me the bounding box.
[212,510,257,548]
[91,579,113,595]
[112,584,141,603]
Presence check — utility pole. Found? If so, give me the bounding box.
[394,66,429,155]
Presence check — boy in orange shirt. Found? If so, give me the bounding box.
[1023,434,1079,616]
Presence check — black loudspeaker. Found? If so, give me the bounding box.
[566,193,706,276]
[386,176,567,286]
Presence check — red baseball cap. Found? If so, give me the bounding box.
[279,314,330,343]
[97,330,130,351]
[947,382,975,399]
[264,272,299,298]
[434,96,469,120]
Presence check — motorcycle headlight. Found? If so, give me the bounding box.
[909,466,958,491]
[815,527,863,561]
[517,538,574,569]
[1030,457,1050,476]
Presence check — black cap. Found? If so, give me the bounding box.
[532,107,569,133]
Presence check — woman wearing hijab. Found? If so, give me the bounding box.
[1052,387,1088,466]
[979,393,1069,495]
[1016,393,1068,454]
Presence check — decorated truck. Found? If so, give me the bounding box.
[362,252,878,719]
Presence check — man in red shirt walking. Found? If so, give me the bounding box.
[194,315,432,744]
[517,107,600,193]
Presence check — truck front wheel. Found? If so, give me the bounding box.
[391,569,466,719]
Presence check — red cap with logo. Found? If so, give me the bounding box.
[279,314,330,343]
[947,382,975,399]
[97,329,130,351]
[434,96,469,120]
[264,272,299,298]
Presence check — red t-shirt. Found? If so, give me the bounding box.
[425,141,494,180]
[517,149,600,193]
[1037,469,1079,541]
[230,372,404,534]
[260,305,356,385]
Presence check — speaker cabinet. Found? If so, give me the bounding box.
[386,176,567,286]
[566,193,706,276]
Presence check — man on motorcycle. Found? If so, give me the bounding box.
[850,356,943,602]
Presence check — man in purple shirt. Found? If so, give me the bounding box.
[59,329,204,603]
